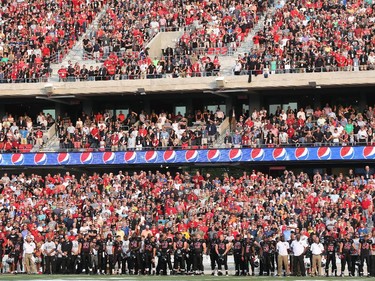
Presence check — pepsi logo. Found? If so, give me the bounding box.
[185,150,199,162]
[294,147,309,160]
[363,146,375,159]
[250,148,265,161]
[340,146,354,160]
[57,153,71,165]
[102,152,116,164]
[11,153,24,165]
[317,147,331,160]
[144,150,158,163]
[0,154,3,165]
[228,149,242,161]
[272,148,287,161]
[34,153,47,165]
[80,152,93,164]
[207,149,220,162]
[163,150,177,163]
[124,151,137,163]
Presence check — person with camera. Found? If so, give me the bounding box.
[215,234,230,276]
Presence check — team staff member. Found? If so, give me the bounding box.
[42,236,57,274]
[290,234,307,276]
[276,235,290,276]
[310,236,324,277]
[23,236,37,274]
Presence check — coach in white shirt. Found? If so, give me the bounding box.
[23,236,37,274]
[290,234,307,276]
[276,235,290,276]
[310,236,324,276]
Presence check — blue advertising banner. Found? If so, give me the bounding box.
[0,146,374,166]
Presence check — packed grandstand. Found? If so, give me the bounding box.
[1,0,375,278]
[0,103,375,152]
[0,0,375,82]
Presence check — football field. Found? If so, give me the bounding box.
[0,275,364,281]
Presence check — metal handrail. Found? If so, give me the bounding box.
[1,65,374,84]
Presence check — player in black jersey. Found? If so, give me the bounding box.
[173,232,187,274]
[215,234,231,276]
[259,235,273,276]
[143,235,156,275]
[96,234,107,274]
[113,235,123,274]
[339,233,353,277]
[232,234,243,276]
[350,233,360,277]
[81,235,91,273]
[359,234,372,277]
[13,235,23,274]
[186,237,195,274]
[209,233,218,275]
[242,235,256,276]
[324,235,338,276]
[156,234,170,275]
[128,233,141,275]
[192,233,206,275]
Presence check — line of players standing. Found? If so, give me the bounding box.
[35,231,375,276]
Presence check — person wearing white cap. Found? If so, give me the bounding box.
[23,235,37,274]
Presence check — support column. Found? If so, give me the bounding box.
[358,92,367,112]
[225,97,233,117]
[0,104,5,119]
[313,93,321,109]
[249,93,261,114]
[82,100,93,116]
[55,104,63,118]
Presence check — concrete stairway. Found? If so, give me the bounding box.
[49,5,109,82]
[218,7,275,76]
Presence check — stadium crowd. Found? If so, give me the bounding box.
[58,52,223,81]
[234,0,375,75]
[0,112,54,153]
[53,102,375,151]
[76,0,261,81]
[0,0,105,83]
[0,167,374,276]
[225,103,375,148]
[56,108,224,150]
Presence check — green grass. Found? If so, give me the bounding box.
[0,275,363,281]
